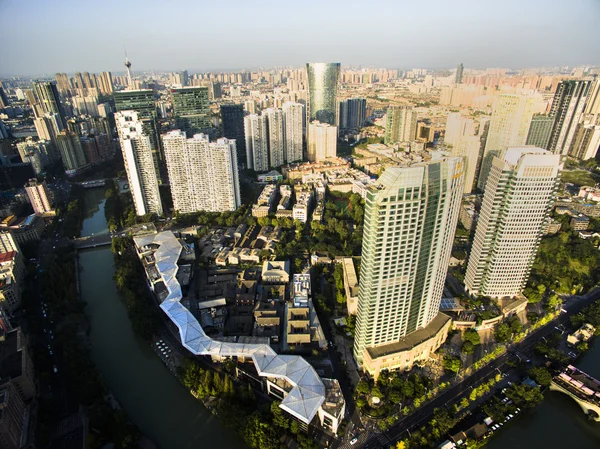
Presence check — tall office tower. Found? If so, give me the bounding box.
[307,121,337,162]
[171,87,211,136]
[32,81,66,127]
[54,73,72,97]
[116,111,163,216]
[209,82,222,100]
[526,114,554,149]
[179,70,189,87]
[113,89,166,184]
[547,79,594,155]
[353,158,464,377]
[465,148,561,298]
[451,136,481,195]
[220,104,246,163]
[456,63,464,84]
[569,114,600,160]
[306,63,341,127]
[98,71,114,95]
[265,108,285,167]
[282,102,304,163]
[55,131,89,176]
[244,114,269,171]
[24,179,53,215]
[339,98,367,130]
[384,105,417,144]
[162,131,240,214]
[477,92,542,190]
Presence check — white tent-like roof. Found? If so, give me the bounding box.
[133,231,325,424]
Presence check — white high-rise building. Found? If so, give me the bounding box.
[353,158,464,378]
[162,131,240,214]
[116,111,163,216]
[244,114,269,171]
[478,92,543,189]
[265,108,285,168]
[307,121,337,162]
[384,106,417,145]
[24,179,53,215]
[282,102,304,163]
[465,147,561,298]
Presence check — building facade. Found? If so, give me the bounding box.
[282,102,304,163]
[55,131,90,176]
[339,98,366,130]
[32,81,66,127]
[265,108,285,168]
[384,106,417,145]
[526,114,554,149]
[162,131,240,214]
[24,179,53,215]
[307,121,337,162]
[547,79,594,155]
[465,147,561,298]
[353,159,464,377]
[171,87,211,136]
[478,92,542,190]
[306,63,340,128]
[116,111,163,216]
[221,104,246,163]
[244,114,269,171]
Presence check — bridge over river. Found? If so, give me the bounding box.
[550,364,600,420]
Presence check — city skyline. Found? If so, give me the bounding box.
[1,0,599,76]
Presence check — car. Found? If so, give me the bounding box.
[53,365,58,374]
[350,437,358,445]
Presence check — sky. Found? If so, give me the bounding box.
[1,0,599,76]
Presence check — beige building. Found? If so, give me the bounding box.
[361,314,452,379]
[341,258,359,315]
[307,121,337,162]
[24,179,53,215]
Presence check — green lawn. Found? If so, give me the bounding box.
[561,170,600,186]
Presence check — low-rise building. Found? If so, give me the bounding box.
[567,323,596,346]
[341,258,359,315]
[0,214,45,245]
[570,215,590,231]
[257,170,283,183]
[261,260,290,284]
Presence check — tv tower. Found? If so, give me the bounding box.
[124,52,132,88]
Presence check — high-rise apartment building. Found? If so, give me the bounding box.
[220,104,246,162]
[171,87,211,136]
[114,89,166,184]
[384,106,417,144]
[32,81,66,127]
[282,102,304,163]
[339,98,367,130]
[567,114,600,161]
[265,108,285,167]
[98,71,114,95]
[162,131,240,214]
[465,147,561,298]
[526,114,554,149]
[116,111,163,216]
[477,92,542,190]
[307,121,337,162]
[24,179,53,215]
[54,73,71,97]
[55,131,89,176]
[353,158,464,378]
[547,79,594,155]
[244,114,269,171]
[306,63,341,127]
[456,63,464,84]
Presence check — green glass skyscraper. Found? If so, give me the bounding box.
[306,63,341,126]
[171,87,211,137]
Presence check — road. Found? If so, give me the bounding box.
[355,288,600,449]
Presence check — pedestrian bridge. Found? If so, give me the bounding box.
[73,233,113,249]
[550,365,600,421]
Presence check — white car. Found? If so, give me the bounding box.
[350,436,359,445]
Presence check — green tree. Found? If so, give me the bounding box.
[243,413,279,449]
[528,367,552,387]
[356,379,370,394]
[494,323,512,343]
[505,384,544,409]
[443,356,461,374]
[463,329,481,346]
[462,340,474,354]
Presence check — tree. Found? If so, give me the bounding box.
[528,367,552,387]
[505,384,544,409]
[509,316,523,334]
[243,413,279,449]
[545,293,562,312]
[356,379,370,394]
[389,389,403,404]
[443,356,461,374]
[494,323,512,343]
[462,340,474,354]
[463,329,481,346]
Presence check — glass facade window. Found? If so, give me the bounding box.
[306,63,341,126]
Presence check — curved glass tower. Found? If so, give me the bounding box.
[306,63,341,126]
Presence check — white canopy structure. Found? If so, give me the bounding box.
[133,232,326,424]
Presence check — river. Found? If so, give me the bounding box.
[78,188,246,449]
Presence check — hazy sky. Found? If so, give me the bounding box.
[1,0,599,76]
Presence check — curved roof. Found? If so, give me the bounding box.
[134,231,325,423]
